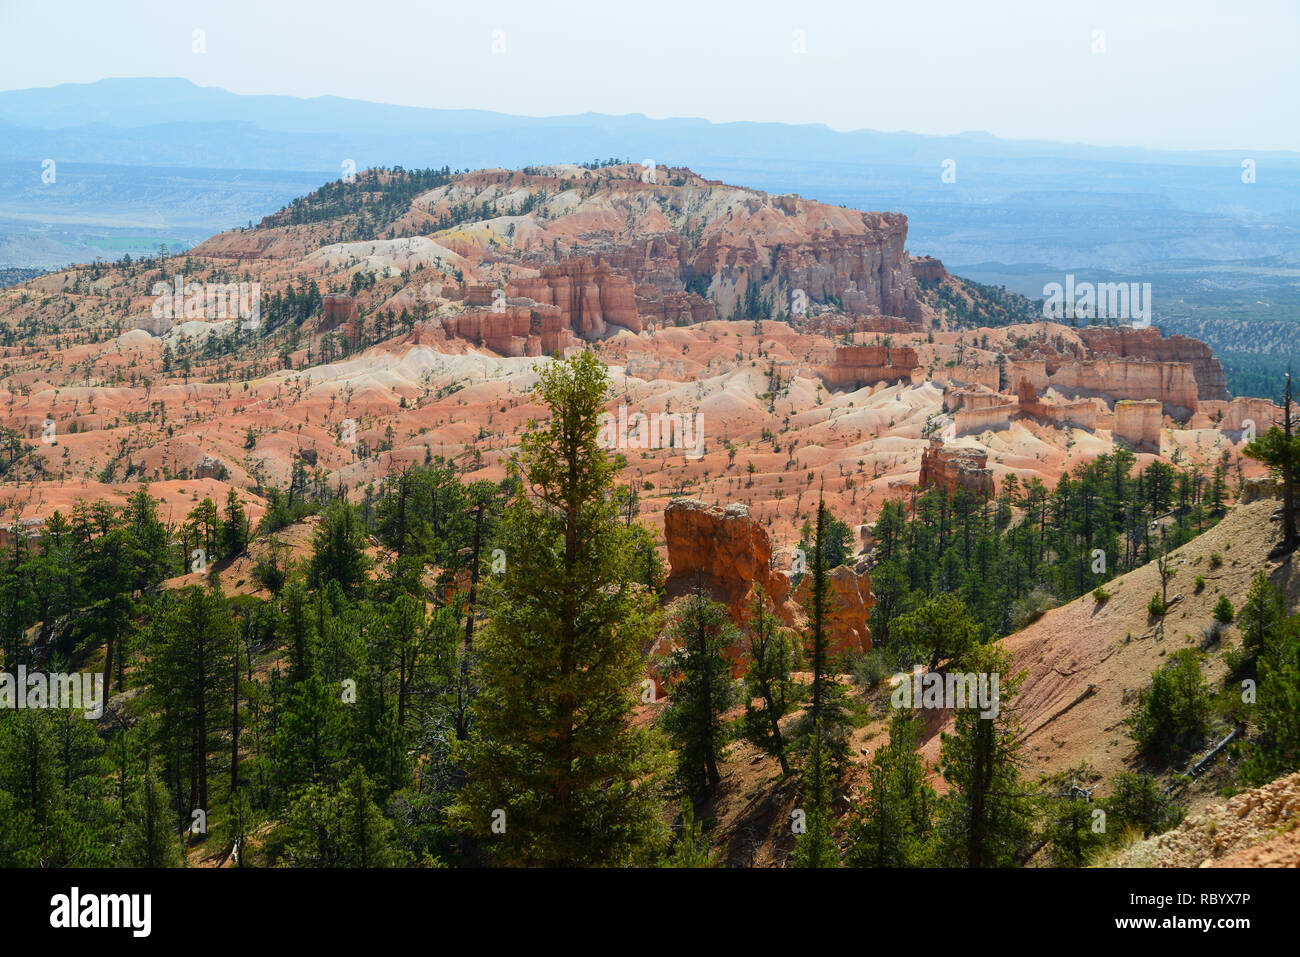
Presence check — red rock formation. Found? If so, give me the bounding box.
[856,316,920,334]
[439,302,575,356]
[321,294,359,330]
[442,167,927,325]
[930,363,1000,392]
[1113,399,1162,453]
[1196,396,1277,437]
[508,258,641,336]
[793,564,875,658]
[766,221,922,319]
[819,344,920,390]
[1079,326,1229,401]
[662,498,876,670]
[908,255,947,283]
[634,288,716,329]
[1010,356,1199,417]
[1010,379,1102,431]
[918,437,994,496]
[664,499,790,614]
[662,498,803,675]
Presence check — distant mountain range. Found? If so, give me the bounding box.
[3,77,1298,269]
[0,77,1297,397]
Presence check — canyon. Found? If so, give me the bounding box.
[0,163,1274,679]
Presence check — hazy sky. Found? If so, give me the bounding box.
[1,0,1295,150]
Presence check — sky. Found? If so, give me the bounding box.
[0,0,1296,151]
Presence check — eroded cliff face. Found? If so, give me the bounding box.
[1195,396,1277,439]
[1010,357,1199,417]
[1078,326,1229,401]
[507,259,642,336]
[819,344,920,390]
[424,166,926,339]
[664,498,790,615]
[918,438,995,496]
[1113,399,1163,453]
[661,497,874,670]
[436,302,575,357]
[951,379,1104,435]
[762,220,920,320]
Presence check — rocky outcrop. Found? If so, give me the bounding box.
[662,498,876,671]
[321,294,359,330]
[194,455,230,480]
[793,564,875,658]
[1009,356,1199,417]
[421,165,928,328]
[1111,770,1300,868]
[930,363,1000,392]
[951,388,1017,434]
[908,255,947,283]
[764,219,922,320]
[1078,326,1229,401]
[662,498,804,676]
[1113,399,1162,453]
[918,438,994,496]
[634,287,716,329]
[819,344,920,390]
[664,499,790,615]
[947,381,1104,435]
[437,301,575,356]
[134,313,171,336]
[1195,396,1277,440]
[1241,476,1281,503]
[508,258,642,336]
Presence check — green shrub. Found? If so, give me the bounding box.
[851,648,892,690]
[1147,592,1165,618]
[1012,585,1059,630]
[1212,594,1235,625]
[1128,648,1211,761]
[1103,772,1186,838]
[1093,586,1111,603]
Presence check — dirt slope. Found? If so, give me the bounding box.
[916,499,1297,786]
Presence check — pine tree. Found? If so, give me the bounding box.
[1241,616,1300,786]
[1238,570,1284,660]
[933,642,1034,867]
[1102,771,1185,837]
[1128,648,1211,761]
[792,720,838,867]
[282,765,398,866]
[845,709,934,867]
[800,496,849,761]
[309,501,372,598]
[741,584,800,776]
[660,581,737,797]
[120,769,183,868]
[451,352,667,866]
[144,583,236,838]
[666,799,718,867]
[892,592,980,670]
[1207,465,1227,517]
[221,487,249,559]
[1244,370,1300,555]
[1042,766,1106,867]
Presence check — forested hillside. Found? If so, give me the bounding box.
[3,352,1297,868]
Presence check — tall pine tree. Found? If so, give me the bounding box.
[451,352,667,865]
[660,580,737,798]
